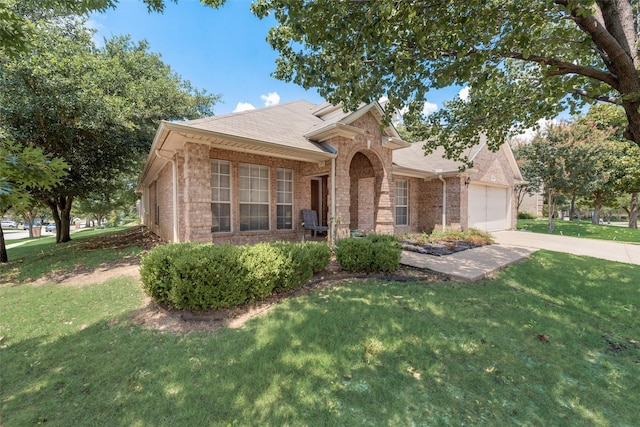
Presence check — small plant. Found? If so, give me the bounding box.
[518,211,537,220]
[364,338,386,365]
[405,228,494,246]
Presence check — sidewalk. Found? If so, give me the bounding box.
[401,245,536,282]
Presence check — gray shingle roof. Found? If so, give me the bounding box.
[393,141,484,174]
[177,100,329,154]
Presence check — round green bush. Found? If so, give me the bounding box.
[335,234,401,273]
[140,240,332,312]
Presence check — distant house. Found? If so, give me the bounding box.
[136,101,523,244]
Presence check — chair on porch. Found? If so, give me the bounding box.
[301,209,328,237]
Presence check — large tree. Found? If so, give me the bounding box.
[581,103,640,227]
[244,0,640,163]
[0,17,218,242]
[0,140,67,262]
[517,120,617,232]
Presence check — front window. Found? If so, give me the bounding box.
[239,163,269,231]
[211,160,231,232]
[396,179,408,226]
[276,168,293,229]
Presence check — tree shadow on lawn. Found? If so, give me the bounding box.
[3,257,640,426]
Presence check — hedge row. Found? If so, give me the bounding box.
[335,234,401,273]
[140,241,331,312]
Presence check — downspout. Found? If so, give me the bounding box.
[331,157,336,247]
[155,150,179,242]
[438,174,447,231]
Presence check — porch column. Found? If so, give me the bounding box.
[183,142,212,242]
[375,169,395,234]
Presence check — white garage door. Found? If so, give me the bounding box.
[468,184,509,231]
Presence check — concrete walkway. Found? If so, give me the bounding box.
[401,245,536,282]
[401,230,640,282]
[493,230,640,265]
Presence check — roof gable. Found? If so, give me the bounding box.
[305,101,406,145]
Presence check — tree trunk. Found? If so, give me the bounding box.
[46,195,74,243]
[592,196,602,225]
[629,192,638,229]
[547,191,555,234]
[0,226,8,263]
[569,194,576,220]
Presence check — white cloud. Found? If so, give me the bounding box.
[422,102,438,116]
[389,101,438,125]
[85,19,105,48]
[261,92,280,107]
[516,118,559,141]
[458,86,471,101]
[233,102,256,113]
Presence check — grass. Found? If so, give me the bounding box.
[518,219,640,243]
[2,236,639,425]
[0,227,144,283]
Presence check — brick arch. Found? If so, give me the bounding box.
[348,149,387,231]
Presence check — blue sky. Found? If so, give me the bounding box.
[89,0,464,116]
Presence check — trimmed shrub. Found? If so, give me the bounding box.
[518,211,537,220]
[139,240,331,312]
[238,243,290,301]
[335,234,401,273]
[270,241,332,291]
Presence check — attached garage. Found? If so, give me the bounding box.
[468,184,511,231]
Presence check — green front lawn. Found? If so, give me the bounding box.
[518,219,640,243]
[1,243,639,425]
[0,227,145,283]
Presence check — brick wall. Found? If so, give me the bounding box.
[332,112,396,237]
[154,162,175,242]
[183,142,212,242]
[415,176,464,232]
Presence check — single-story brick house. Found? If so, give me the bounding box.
[136,100,523,245]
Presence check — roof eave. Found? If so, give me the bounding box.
[382,136,412,150]
[305,122,366,142]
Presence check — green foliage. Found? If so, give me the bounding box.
[271,241,332,291]
[518,211,537,220]
[0,16,218,242]
[335,234,401,273]
[250,0,640,160]
[403,228,494,250]
[140,241,331,312]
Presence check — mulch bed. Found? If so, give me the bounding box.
[400,239,486,256]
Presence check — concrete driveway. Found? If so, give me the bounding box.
[492,230,640,265]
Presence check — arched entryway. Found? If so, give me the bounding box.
[348,150,385,232]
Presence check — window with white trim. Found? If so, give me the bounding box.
[276,168,293,229]
[239,163,269,231]
[211,160,231,232]
[395,179,409,226]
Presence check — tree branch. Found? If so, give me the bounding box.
[572,89,619,104]
[555,0,637,81]
[506,52,619,87]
